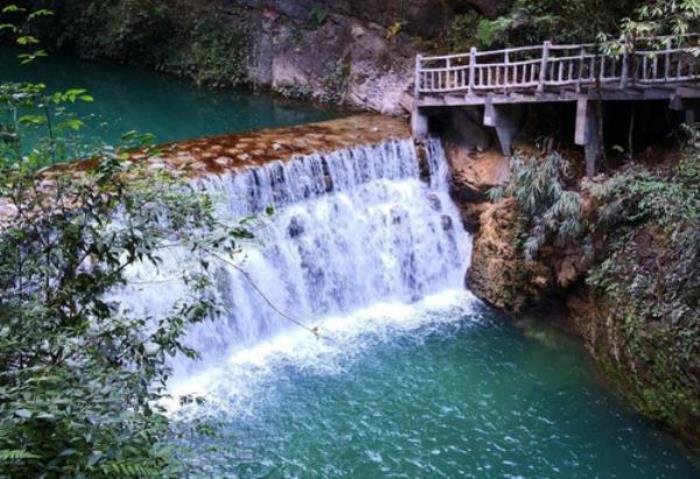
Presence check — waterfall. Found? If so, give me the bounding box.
[121,138,471,377]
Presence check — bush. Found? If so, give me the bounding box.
[0,8,251,475]
[490,150,586,259]
[583,140,700,427]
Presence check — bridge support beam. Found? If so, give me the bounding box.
[669,94,698,124]
[448,106,491,151]
[575,95,601,177]
[412,107,429,139]
[483,100,524,156]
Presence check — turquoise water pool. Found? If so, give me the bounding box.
[0,48,342,145]
[171,292,699,478]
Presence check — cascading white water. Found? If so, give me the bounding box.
[121,138,471,378]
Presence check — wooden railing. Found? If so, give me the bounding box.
[415,35,700,97]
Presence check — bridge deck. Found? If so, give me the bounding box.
[415,36,700,107]
[412,35,700,176]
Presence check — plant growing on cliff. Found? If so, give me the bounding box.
[309,4,328,27]
[490,150,586,260]
[475,0,643,47]
[584,132,700,429]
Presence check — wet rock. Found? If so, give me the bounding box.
[466,199,553,313]
[288,216,305,238]
[441,215,452,231]
[427,193,441,211]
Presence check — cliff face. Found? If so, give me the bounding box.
[41,0,510,114]
[569,225,700,446]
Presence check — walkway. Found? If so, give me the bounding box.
[412,35,700,174]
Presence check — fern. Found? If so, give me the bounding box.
[100,461,162,478]
[0,449,40,461]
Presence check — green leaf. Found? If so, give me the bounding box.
[1,5,25,14]
[0,449,40,461]
[86,451,103,467]
[61,119,85,131]
[18,114,46,125]
[18,50,48,64]
[27,9,54,21]
[16,35,39,46]
[14,409,31,418]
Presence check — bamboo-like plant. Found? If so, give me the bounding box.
[490,151,585,260]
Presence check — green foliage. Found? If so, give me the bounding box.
[0,104,224,478]
[631,0,700,38]
[490,151,586,259]
[309,4,329,27]
[491,129,699,433]
[599,0,700,57]
[474,0,643,48]
[59,0,172,60]
[587,124,700,235]
[445,11,481,51]
[187,15,250,87]
[584,127,700,429]
[0,7,254,477]
[49,0,252,89]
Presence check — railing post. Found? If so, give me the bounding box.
[665,38,672,81]
[468,47,477,95]
[414,53,422,99]
[538,41,550,92]
[620,50,629,88]
[577,46,585,92]
[446,56,451,91]
[504,50,510,89]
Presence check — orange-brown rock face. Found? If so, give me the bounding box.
[466,199,553,313]
[465,198,591,313]
[445,145,511,195]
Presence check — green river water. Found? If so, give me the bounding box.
[0,48,342,145]
[2,48,699,478]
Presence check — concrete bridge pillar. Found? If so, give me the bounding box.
[412,107,429,139]
[670,94,698,125]
[483,100,524,156]
[575,95,601,177]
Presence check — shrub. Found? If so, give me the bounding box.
[490,151,585,259]
[0,7,251,475]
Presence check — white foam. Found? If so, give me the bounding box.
[166,289,480,416]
